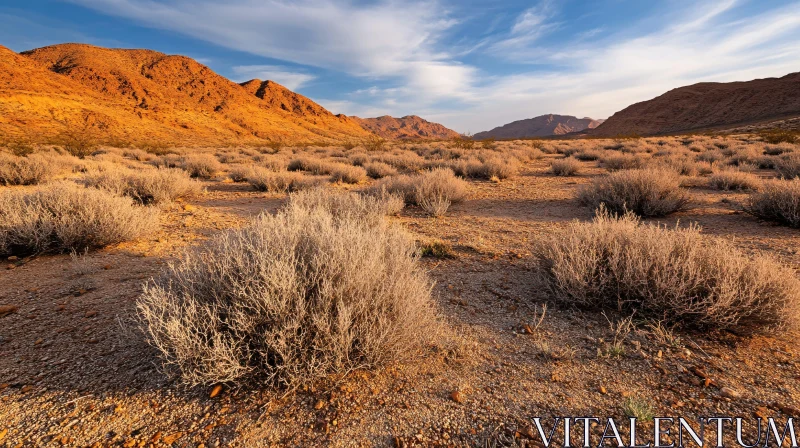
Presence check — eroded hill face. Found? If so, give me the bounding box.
[593,72,800,136]
[1,43,370,145]
[351,115,460,139]
[473,114,602,139]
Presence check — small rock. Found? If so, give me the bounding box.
[0,305,18,317]
[599,386,607,394]
[720,387,741,399]
[162,432,182,445]
[150,431,162,443]
[0,428,7,443]
[21,385,33,393]
[450,390,464,404]
[103,264,112,270]
[209,384,223,398]
[657,350,662,358]
[84,311,98,318]
[314,400,325,410]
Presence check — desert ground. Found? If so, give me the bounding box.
[1,134,799,447]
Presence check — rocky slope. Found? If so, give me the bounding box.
[1,43,370,145]
[474,114,602,139]
[593,72,800,136]
[351,115,460,139]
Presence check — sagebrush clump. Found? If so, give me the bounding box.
[137,192,438,386]
[0,182,158,255]
[534,209,800,334]
[578,168,690,217]
[550,158,581,176]
[84,168,202,204]
[745,179,800,228]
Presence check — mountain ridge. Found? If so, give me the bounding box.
[592,72,800,136]
[474,114,602,139]
[1,43,371,145]
[350,115,460,139]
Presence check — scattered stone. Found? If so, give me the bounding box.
[720,387,741,399]
[150,431,162,443]
[162,432,182,444]
[599,386,607,394]
[84,311,98,318]
[450,390,464,404]
[103,264,112,270]
[0,428,7,443]
[21,385,32,393]
[314,400,325,410]
[0,305,18,317]
[209,384,223,398]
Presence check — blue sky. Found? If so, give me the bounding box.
[1,0,799,133]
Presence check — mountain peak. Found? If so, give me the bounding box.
[474,114,601,139]
[351,115,459,139]
[2,43,371,145]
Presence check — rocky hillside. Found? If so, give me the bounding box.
[593,72,800,136]
[474,114,602,139]
[351,115,460,139]
[1,43,370,145]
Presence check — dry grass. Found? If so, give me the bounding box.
[364,161,398,179]
[137,191,438,387]
[775,153,800,179]
[84,168,202,204]
[534,209,800,334]
[708,169,761,191]
[578,168,690,217]
[745,179,800,228]
[550,158,581,176]
[0,182,158,256]
[374,168,467,216]
[246,167,322,193]
[602,153,646,171]
[329,163,367,184]
[0,153,59,185]
[181,154,221,179]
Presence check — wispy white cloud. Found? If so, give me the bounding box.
[64,0,800,133]
[231,65,315,90]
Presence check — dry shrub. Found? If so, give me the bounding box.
[578,168,690,217]
[745,179,800,228]
[0,182,157,256]
[550,158,581,176]
[228,165,254,183]
[289,188,404,222]
[181,154,221,178]
[775,153,800,179]
[0,153,58,185]
[364,161,398,179]
[470,158,520,180]
[373,174,417,204]
[414,168,468,216]
[602,153,646,171]
[708,169,761,191]
[574,150,602,161]
[329,163,367,184]
[246,168,322,193]
[764,144,795,156]
[374,168,467,216]
[534,209,800,334]
[84,168,202,204]
[287,157,332,175]
[137,191,437,386]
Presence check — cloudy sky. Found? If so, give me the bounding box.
[1,0,799,133]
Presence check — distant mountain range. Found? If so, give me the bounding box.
[474,115,603,139]
[592,72,800,136]
[351,115,460,140]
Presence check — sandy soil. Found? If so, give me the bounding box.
[1,153,799,447]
